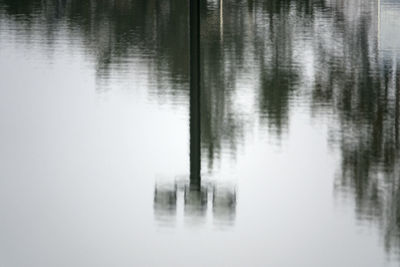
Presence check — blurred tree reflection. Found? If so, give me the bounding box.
[1,0,400,254]
[0,0,189,94]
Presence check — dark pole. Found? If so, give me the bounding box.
[396,68,399,149]
[189,0,201,188]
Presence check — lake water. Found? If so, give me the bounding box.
[0,0,399,266]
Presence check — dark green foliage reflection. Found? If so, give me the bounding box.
[1,0,399,257]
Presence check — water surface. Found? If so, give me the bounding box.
[0,0,399,266]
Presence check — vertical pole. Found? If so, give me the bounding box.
[190,0,201,188]
[395,59,399,149]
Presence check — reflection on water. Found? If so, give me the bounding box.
[0,0,400,265]
[154,179,236,227]
[0,0,189,97]
[154,182,178,226]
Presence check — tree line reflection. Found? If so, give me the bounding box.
[1,0,399,254]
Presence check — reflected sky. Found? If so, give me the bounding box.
[0,0,400,266]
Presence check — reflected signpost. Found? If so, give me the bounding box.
[153,0,236,226]
[189,0,201,187]
[185,0,206,220]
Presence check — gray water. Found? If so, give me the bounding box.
[0,0,400,266]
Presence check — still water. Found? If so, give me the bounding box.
[0,0,399,266]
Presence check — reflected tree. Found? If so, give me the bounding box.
[2,0,400,254]
[308,0,400,255]
[0,0,189,95]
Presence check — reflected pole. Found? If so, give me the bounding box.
[396,65,399,148]
[190,0,201,188]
